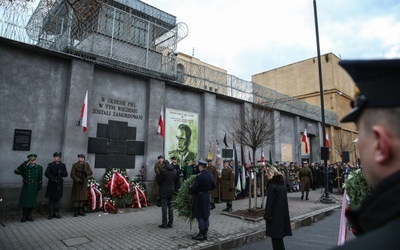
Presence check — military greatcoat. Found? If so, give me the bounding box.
[45,161,68,199]
[14,162,43,208]
[153,161,164,196]
[70,161,93,201]
[220,167,235,201]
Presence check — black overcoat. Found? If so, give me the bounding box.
[264,175,292,238]
[45,161,68,199]
[157,164,178,199]
[189,169,214,219]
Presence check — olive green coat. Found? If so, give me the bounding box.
[14,162,43,208]
[70,162,93,201]
[299,166,313,192]
[221,167,235,201]
[153,161,164,196]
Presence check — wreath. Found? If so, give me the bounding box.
[103,197,119,214]
[103,168,132,208]
[85,178,103,212]
[130,179,148,208]
[343,169,372,234]
[173,175,196,227]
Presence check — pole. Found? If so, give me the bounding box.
[313,0,334,203]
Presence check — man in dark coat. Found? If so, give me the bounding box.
[14,154,43,222]
[45,152,68,219]
[189,160,215,241]
[264,167,292,250]
[157,160,178,229]
[333,59,400,249]
[71,154,93,217]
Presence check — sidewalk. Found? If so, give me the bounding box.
[0,189,342,250]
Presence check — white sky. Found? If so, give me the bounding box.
[143,0,400,81]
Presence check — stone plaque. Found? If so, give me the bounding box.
[13,129,32,151]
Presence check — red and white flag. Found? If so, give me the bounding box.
[80,90,88,133]
[326,134,331,154]
[157,106,165,137]
[261,150,265,166]
[302,128,309,153]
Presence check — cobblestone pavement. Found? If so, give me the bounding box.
[0,189,342,250]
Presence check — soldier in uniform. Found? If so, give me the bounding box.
[206,159,217,210]
[44,152,68,219]
[190,160,215,241]
[299,161,313,200]
[70,154,93,217]
[14,154,43,222]
[221,159,235,212]
[153,155,164,207]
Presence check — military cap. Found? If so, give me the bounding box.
[77,154,85,158]
[157,155,164,159]
[171,156,177,160]
[206,159,212,162]
[53,151,62,157]
[27,154,37,160]
[340,59,400,123]
[223,159,230,163]
[198,160,207,166]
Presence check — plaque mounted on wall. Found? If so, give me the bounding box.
[13,129,32,151]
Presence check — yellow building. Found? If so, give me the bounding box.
[252,53,359,164]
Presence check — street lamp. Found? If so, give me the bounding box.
[313,0,335,204]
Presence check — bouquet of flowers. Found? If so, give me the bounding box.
[85,178,103,212]
[130,179,148,208]
[343,168,372,234]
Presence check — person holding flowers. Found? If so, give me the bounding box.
[334,59,400,249]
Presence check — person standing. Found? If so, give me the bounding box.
[44,152,68,219]
[332,59,400,249]
[157,160,178,229]
[70,154,93,217]
[153,155,164,207]
[264,167,292,250]
[170,156,182,189]
[190,160,215,241]
[206,159,218,210]
[299,161,313,200]
[14,154,43,222]
[181,160,194,181]
[221,159,235,212]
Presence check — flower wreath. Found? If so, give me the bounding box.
[343,168,372,234]
[173,175,196,228]
[103,197,119,214]
[85,178,103,212]
[103,168,132,208]
[130,179,148,208]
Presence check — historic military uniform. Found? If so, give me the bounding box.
[71,154,93,217]
[206,161,219,209]
[153,155,164,207]
[14,154,43,222]
[220,159,235,212]
[298,162,313,200]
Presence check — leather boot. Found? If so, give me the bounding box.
[203,229,208,240]
[226,204,232,212]
[192,229,205,241]
[48,209,53,220]
[27,208,34,221]
[78,207,85,216]
[157,199,161,207]
[54,209,62,218]
[21,208,27,223]
[210,203,215,210]
[74,208,78,217]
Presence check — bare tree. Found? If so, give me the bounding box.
[333,130,354,158]
[228,105,281,210]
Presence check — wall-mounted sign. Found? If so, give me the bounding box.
[13,129,31,151]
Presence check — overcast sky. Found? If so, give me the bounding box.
[143,0,400,81]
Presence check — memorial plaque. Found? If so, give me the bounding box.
[13,129,32,151]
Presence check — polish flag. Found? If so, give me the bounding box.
[157,106,165,137]
[261,150,265,166]
[302,128,309,153]
[80,91,88,133]
[326,134,331,153]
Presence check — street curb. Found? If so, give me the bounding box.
[199,205,341,250]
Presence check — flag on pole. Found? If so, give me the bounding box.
[157,106,165,137]
[268,150,273,166]
[233,138,241,192]
[326,134,331,154]
[223,133,229,148]
[80,90,88,133]
[261,150,265,166]
[302,128,309,153]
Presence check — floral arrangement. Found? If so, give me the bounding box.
[130,179,148,208]
[85,178,103,212]
[103,197,119,214]
[103,168,132,208]
[173,175,196,228]
[343,168,372,234]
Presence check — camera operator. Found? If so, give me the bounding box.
[70,154,93,217]
[45,152,68,219]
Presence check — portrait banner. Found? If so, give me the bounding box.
[165,108,198,166]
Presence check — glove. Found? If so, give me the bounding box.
[54,179,60,184]
[229,188,233,192]
[78,180,83,184]
[263,214,272,222]
[23,180,28,185]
